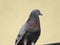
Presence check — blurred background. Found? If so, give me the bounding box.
[0,0,60,45]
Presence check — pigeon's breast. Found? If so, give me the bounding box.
[25,20,40,32]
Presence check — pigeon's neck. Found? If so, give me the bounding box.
[27,14,39,22]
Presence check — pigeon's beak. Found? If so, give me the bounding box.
[39,13,42,16]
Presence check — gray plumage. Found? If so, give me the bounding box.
[15,9,42,45]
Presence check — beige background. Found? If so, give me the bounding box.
[0,0,60,45]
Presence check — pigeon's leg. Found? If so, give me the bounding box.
[31,42,35,45]
[24,39,27,45]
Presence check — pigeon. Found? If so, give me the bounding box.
[15,9,42,45]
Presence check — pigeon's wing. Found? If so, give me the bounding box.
[15,24,26,45]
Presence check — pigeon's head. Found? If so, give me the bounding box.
[31,9,42,16]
